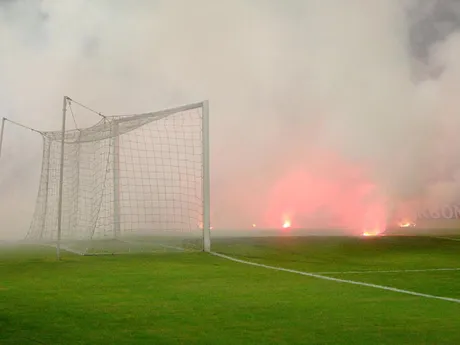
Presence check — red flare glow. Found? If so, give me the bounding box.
[265,151,387,234]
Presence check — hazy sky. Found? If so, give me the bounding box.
[2,0,460,239]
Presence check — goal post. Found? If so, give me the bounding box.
[112,121,121,239]
[56,96,68,260]
[23,99,211,256]
[0,117,5,159]
[202,100,211,253]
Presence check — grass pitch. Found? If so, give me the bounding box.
[1,235,460,344]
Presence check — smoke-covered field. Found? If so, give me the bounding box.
[3,3,460,344]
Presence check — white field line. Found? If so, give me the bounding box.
[211,252,460,304]
[117,239,186,252]
[158,241,202,252]
[42,242,135,256]
[42,243,85,256]
[60,246,86,256]
[159,244,186,251]
[316,267,460,275]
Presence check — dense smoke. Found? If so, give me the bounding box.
[1,0,460,239]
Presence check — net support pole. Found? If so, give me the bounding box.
[112,121,121,239]
[56,96,68,261]
[202,100,211,252]
[0,117,5,159]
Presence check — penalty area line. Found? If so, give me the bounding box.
[211,252,460,304]
[316,267,460,275]
[431,236,460,242]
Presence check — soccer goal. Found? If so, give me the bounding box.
[0,98,211,257]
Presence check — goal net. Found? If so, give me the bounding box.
[23,101,210,255]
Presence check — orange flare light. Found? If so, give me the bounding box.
[282,220,291,229]
[398,221,415,228]
[362,229,383,237]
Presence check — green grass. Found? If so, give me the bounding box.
[1,236,460,344]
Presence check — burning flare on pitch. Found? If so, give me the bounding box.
[282,219,291,229]
[361,223,385,237]
[362,231,380,237]
[398,220,416,228]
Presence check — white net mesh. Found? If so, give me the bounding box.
[25,103,206,253]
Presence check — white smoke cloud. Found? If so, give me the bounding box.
[2,0,460,239]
